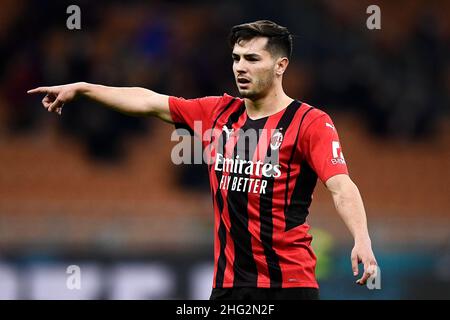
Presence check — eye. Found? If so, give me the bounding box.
[232,55,240,62]
[245,55,260,62]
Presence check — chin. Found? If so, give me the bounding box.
[238,88,254,97]
[240,90,260,100]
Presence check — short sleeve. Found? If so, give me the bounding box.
[301,113,349,183]
[169,96,222,136]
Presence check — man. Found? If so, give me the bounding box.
[28,20,377,300]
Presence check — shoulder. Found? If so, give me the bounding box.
[219,93,243,107]
[197,93,242,108]
[169,93,241,109]
[298,102,336,136]
[209,94,243,115]
[300,102,329,121]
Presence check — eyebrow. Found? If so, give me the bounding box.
[232,53,261,59]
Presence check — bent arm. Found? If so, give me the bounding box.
[325,174,377,284]
[28,82,173,122]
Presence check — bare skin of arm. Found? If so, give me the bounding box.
[325,174,378,285]
[28,82,173,122]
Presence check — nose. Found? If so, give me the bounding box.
[235,59,248,74]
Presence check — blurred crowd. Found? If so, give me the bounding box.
[1,0,449,165]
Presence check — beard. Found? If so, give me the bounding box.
[237,74,274,100]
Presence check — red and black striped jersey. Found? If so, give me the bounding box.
[169,94,348,288]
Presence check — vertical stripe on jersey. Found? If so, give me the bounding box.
[285,160,318,230]
[227,116,267,287]
[284,106,314,231]
[213,102,246,288]
[259,100,302,287]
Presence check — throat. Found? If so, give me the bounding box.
[245,95,294,120]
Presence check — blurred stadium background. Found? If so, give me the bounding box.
[0,0,449,299]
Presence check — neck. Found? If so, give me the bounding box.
[244,85,293,120]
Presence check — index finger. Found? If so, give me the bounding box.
[351,254,358,276]
[27,87,49,94]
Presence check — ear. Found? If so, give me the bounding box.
[275,57,289,76]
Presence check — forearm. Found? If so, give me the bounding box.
[78,82,159,116]
[330,177,371,244]
[326,175,377,283]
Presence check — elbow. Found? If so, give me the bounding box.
[327,175,361,201]
[137,88,157,115]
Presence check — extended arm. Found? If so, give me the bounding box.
[325,174,378,285]
[27,82,173,122]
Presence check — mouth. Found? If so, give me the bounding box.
[237,77,251,88]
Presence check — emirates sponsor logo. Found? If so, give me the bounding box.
[214,153,281,178]
[170,122,286,194]
[214,153,281,194]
